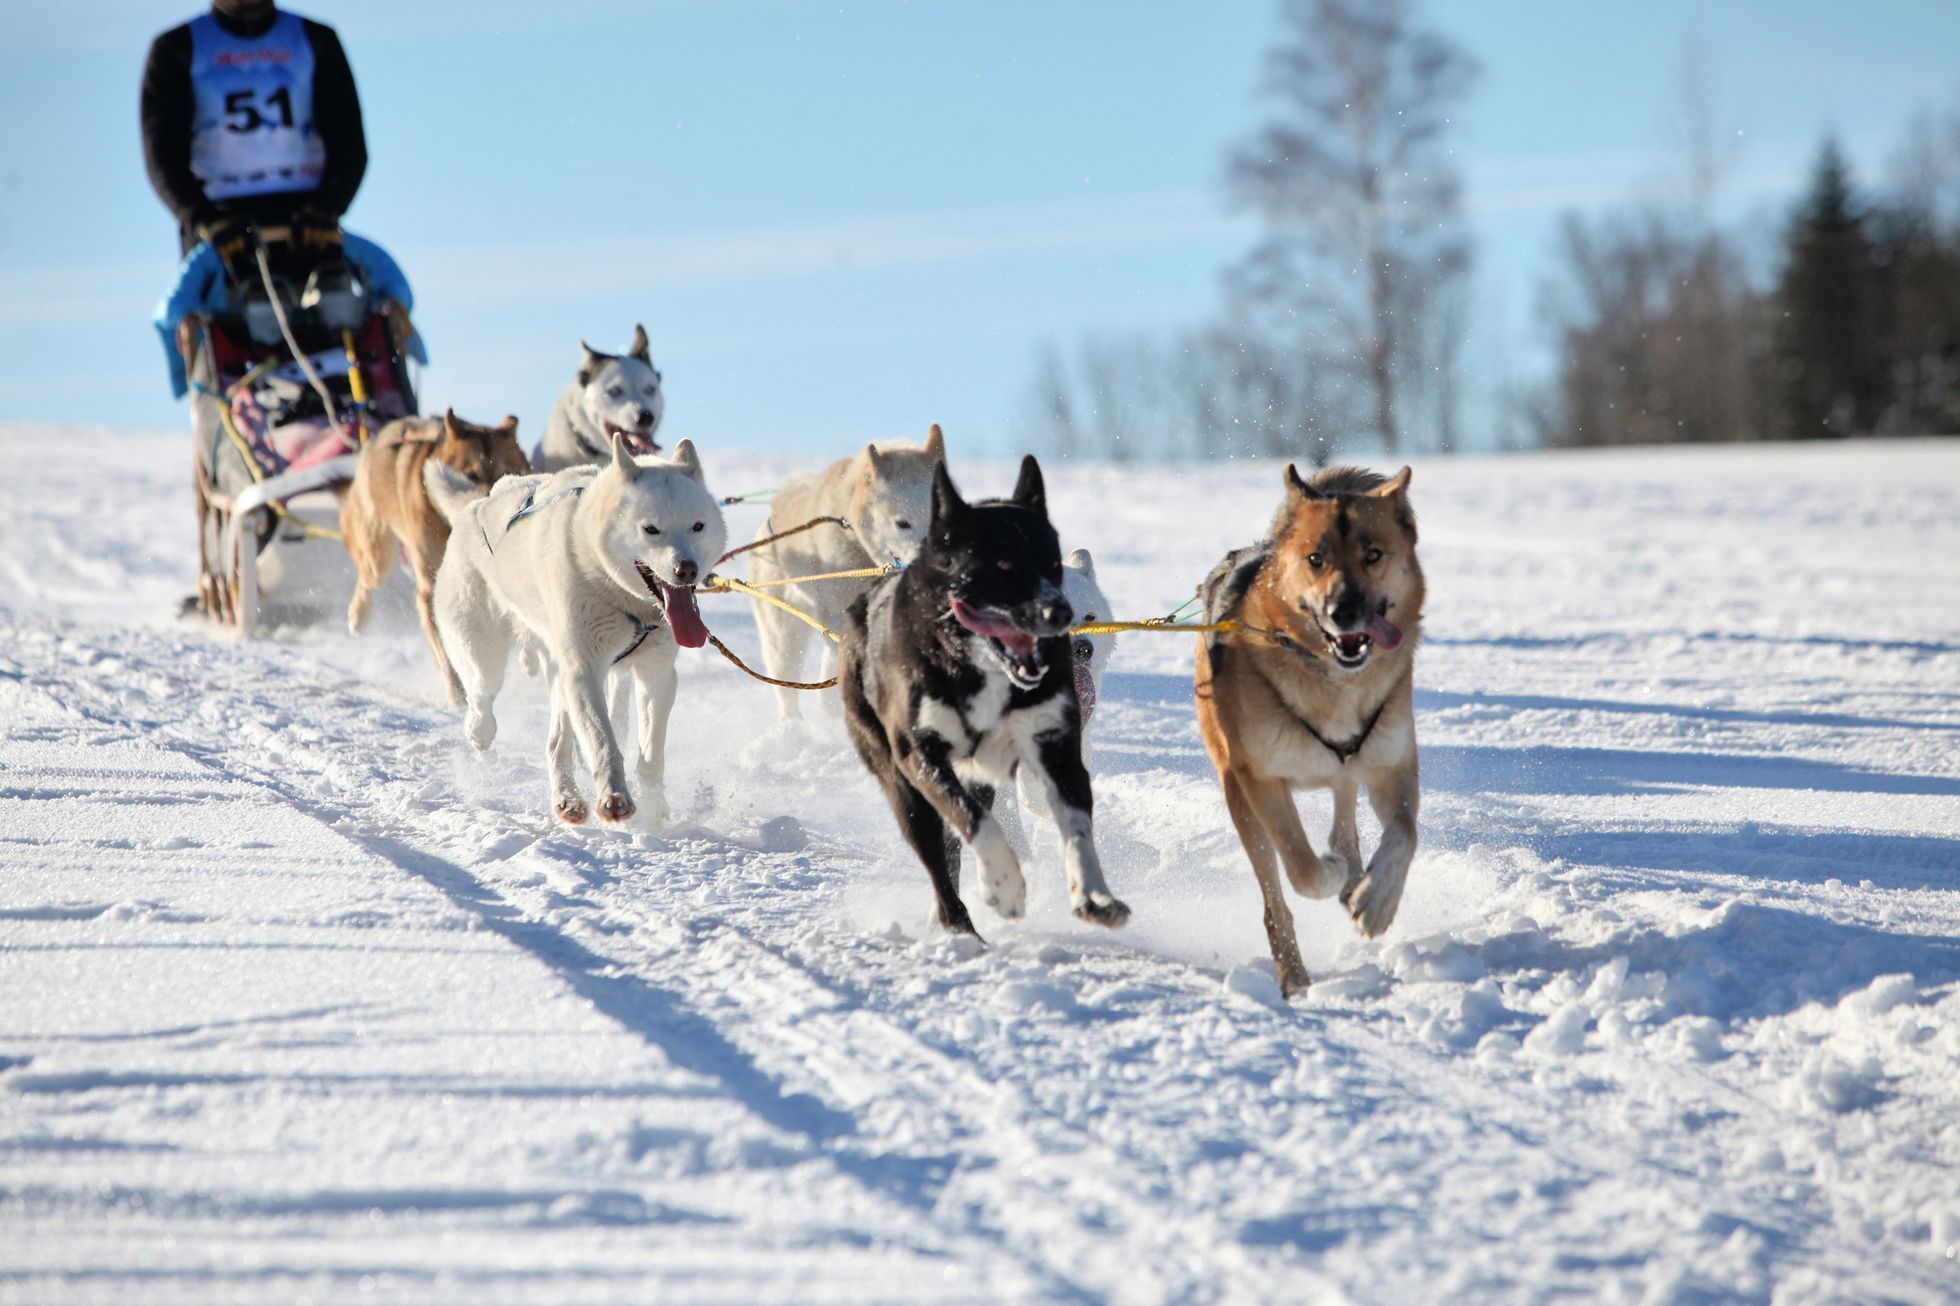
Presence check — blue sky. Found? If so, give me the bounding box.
[1,0,1955,455]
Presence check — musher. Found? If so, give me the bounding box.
[140,0,364,266]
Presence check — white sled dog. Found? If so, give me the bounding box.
[746,423,947,719]
[530,324,666,474]
[427,435,727,827]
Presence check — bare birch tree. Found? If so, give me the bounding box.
[1225,0,1475,455]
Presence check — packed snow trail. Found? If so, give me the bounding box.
[2,425,1957,1303]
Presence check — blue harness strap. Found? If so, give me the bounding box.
[505,483,585,532]
[481,482,586,553]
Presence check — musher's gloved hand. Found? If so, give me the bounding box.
[293,207,344,257]
[197,214,255,276]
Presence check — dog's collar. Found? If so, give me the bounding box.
[571,421,609,461]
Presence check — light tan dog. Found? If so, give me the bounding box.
[341,409,530,701]
[746,423,947,718]
[1194,464,1424,998]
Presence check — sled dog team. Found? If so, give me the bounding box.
[338,328,1425,997]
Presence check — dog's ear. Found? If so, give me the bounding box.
[578,341,611,387]
[1368,465,1413,499]
[862,442,885,474]
[922,423,945,460]
[1371,465,1416,541]
[1066,546,1095,576]
[669,438,704,482]
[442,407,462,441]
[627,323,652,364]
[1285,463,1324,500]
[501,415,520,433]
[930,460,967,536]
[1011,454,1046,515]
[610,430,642,480]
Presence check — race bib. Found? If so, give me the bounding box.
[187,11,327,202]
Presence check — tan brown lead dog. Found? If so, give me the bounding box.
[1194,464,1424,998]
[341,410,530,701]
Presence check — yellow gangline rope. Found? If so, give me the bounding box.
[1070,618,1239,636]
[693,515,1255,691]
[739,563,895,590]
[702,574,843,644]
[215,400,343,541]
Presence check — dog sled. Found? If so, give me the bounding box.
[165,226,421,634]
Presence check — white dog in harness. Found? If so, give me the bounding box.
[426,434,725,827]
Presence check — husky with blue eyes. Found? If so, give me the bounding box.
[530,324,666,473]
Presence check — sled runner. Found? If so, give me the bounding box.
[165,226,421,634]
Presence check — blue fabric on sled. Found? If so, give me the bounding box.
[153,231,426,399]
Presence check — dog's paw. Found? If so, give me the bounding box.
[937,902,983,940]
[597,793,635,824]
[555,795,589,825]
[1278,962,1313,1000]
[1282,847,1342,899]
[983,870,1028,921]
[1347,872,1405,939]
[465,710,497,752]
[1315,852,1352,898]
[636,788,672,830]
[1072,892,1131,929]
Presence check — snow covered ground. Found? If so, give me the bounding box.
[1,423,1956,1304]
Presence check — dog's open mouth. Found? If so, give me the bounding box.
[635,561,708,649]
[951,599,1047,690]
[1319,615,1404,669]
[1072,637,1098,721]
[606,424,660,457]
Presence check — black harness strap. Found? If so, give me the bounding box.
[1255,652,1405,766]
[613,610,656,665]
[1291,692,1391,765]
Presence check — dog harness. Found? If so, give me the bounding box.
[1269,671,1395,765]
[481,480,663,665]
[503,482,585,532]
[1205,539,1401,765]
[187,11,327,201]
[477,481,586,551]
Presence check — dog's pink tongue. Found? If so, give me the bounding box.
[1370,614,1404,651]
[658,583,709,649]
[951,599,1033,658]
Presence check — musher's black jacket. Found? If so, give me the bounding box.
[140,6,366,245]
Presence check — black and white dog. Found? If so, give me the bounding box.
[840,455,1130,936]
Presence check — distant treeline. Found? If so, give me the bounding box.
[1538,136,1960,447]
[1020,0,1960,459]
